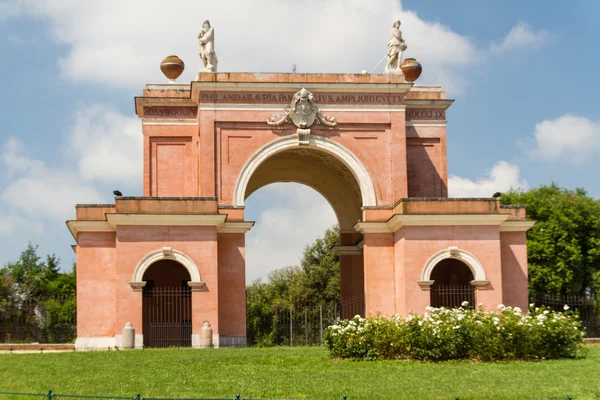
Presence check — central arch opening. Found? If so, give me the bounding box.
[142,260,192,348]
[243,145,367,344]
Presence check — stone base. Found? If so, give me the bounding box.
[219,336,247,348]
[76,335,143,350]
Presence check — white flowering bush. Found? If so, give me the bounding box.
[324,303,586,361]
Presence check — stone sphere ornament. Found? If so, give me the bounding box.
[160,55,185,82]
[400,58,422,82]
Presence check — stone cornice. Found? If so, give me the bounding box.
[499,220,536,232]
[66,220,112,240]
[387,214,509,231]
[331,245,363,256]
[67,215,256,240]
[218,221,255,233]
[106,214,227,228]
[354,214,512,234]
[404,100,454,109]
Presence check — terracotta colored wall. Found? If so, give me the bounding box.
[76,232,116,337]
[150,137,195,196]
[399,226,503,314]
[210,113,396,206]
[363,233,395,316]
[143,125,198,197]
[406,138,446,197]
[217,233,246,337]
[393,231,407,315]
[500,232,529,310]
[114,226,218,335]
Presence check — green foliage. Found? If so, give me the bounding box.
[325,304,587,361]
[0,243,76,343]
[501,183,600,296]
[246,225,340,345]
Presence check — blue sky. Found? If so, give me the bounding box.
[0,0,598,281]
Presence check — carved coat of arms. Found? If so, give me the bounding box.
[267,88,336,144]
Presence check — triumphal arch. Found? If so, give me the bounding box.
[67,71,533,349]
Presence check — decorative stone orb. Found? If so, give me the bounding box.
[160,55,185,81]
[400,58,422,82]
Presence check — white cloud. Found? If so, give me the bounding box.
[519,114,600,164]
[0,104,140,235]
[69,105,142,184]
[448,161,528,198]
[245,183,337,282]
[490,22,549,54]
[0,0,484,94]
[1,138,105,223]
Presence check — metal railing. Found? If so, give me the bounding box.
[430,285,475,309]
[246,294,365,346]
[0,390,576,399]
[532,292,599,338]
[0,294,76,344]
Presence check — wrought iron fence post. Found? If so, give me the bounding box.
[305,307,308,344]
[320,305,323,344]
[290,305,293,346]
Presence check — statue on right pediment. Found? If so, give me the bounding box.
[384,20,407,75]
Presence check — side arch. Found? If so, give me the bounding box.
[419,246,489,289]
[130,247,204,290]
[232,134,377,207]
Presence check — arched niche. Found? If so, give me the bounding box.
[129,247,205,292]
[417,246,489,290]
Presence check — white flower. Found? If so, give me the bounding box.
[497,304,505,310]
[543,310,550,315]
[563,305,570,311]
[513,307,522,313]
[529,303,535,308]
[461,301,469,307]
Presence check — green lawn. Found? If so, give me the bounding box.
[0,346,599,400]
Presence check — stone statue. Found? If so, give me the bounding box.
[384,20,407,75]
[198,20,218,72]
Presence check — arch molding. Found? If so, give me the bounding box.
[232,134,377,207]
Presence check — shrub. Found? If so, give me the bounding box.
[324,303,586,361]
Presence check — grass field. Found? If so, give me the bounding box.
[0,346,599,400]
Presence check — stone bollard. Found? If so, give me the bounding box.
[122,322,135,349]
[200,321,213,348]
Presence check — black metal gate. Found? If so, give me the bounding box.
[143,286,192,348]
[430,285,475,308]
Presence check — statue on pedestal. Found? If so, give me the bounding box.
[198,20,218,72]
[384,20,407,75]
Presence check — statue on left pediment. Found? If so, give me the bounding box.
[198,20,218,72]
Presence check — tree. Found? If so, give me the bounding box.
[501,184,600,296]
[0,244,76,343]
[246,225,340,345]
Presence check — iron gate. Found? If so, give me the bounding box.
[143,286,192,348]
[430,285,475,308]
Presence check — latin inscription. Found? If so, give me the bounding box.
[406,109,445,120]
[145,106,197,118]
[200,91,405,105]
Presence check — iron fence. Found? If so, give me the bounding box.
[246,294,364,346]
[0,294,76,344]
[531,292,600,338]
[430,285,475,309]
